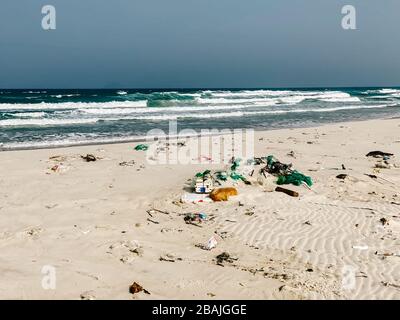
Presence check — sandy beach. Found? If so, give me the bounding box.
[0,118,399,300]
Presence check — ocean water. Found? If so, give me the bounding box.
[0,88,399,150]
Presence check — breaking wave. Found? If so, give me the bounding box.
[1,88,399,149]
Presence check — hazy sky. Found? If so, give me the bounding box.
[0,0,399,88]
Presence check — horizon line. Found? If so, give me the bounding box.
[1,85,400,91]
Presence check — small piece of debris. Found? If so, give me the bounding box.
[380,218,388,226]
[81,154,97,162]
[80,291,96,300]
[366,151,394,158]
[119,160,135,167]
[159,254,178,263]
[215,252,238,266]
[129,282,150,295]
[147,218,160,224]
[287,151,296,158]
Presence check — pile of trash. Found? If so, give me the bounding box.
[181,155,313,203]
[262,155,313,187]
[134,144,149,151]
[366,151,398,169]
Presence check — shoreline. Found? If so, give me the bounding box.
[1,115,397,152]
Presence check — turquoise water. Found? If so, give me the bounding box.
[0,88,399,150]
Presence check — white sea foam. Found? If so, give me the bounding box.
[0,134,146,150]
[0,100,148,111]
[0,118,98,127]
[78,102,278,115]
[378,89,400,94]
[363,88,400,95]
[203,90,352,99]
[200,90,357,104]
[196,97,278,105]
[248,104,389,116]
[203,90,294,97]
[106,104,391,121]
[11,112,47,118]
[50,94,81,98]
[319,97,361,102]
[0,104,391,127]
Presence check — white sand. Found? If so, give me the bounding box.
[0,118,399,300]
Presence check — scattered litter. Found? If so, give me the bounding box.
[109,240,143,264]
[197,155,213,162]
[181,193,213,204]
[263,155,292,176]
[277,171,313,187]
[159,254,180,262]
[147,208,170,215]
[366,151,394,158]
[184,213,207,224]
[210,188,238,202]
[301,181,313,190]
[215,157,251,185]
[80,291,96,300]
[49,155,68,162]
[50,164,70,173]
[375,161,392,169]
[381,281,400,290]
[81,154,97,162]
[129,282,150,295]
[196,234,221,250]
[262,155,313,187]
[215,171,228,181]
[134,144,149,151]
[215,252,238,266]
[352,245,369,251]
[109,240,143,255]
[275,186,299,197]
[26,227,43,239]
[205,235,219,250]
[194,170,214,193]
[119,160,135,166]
[287,151,296,158]
[380,217,389,226]
[147,218,160,224]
